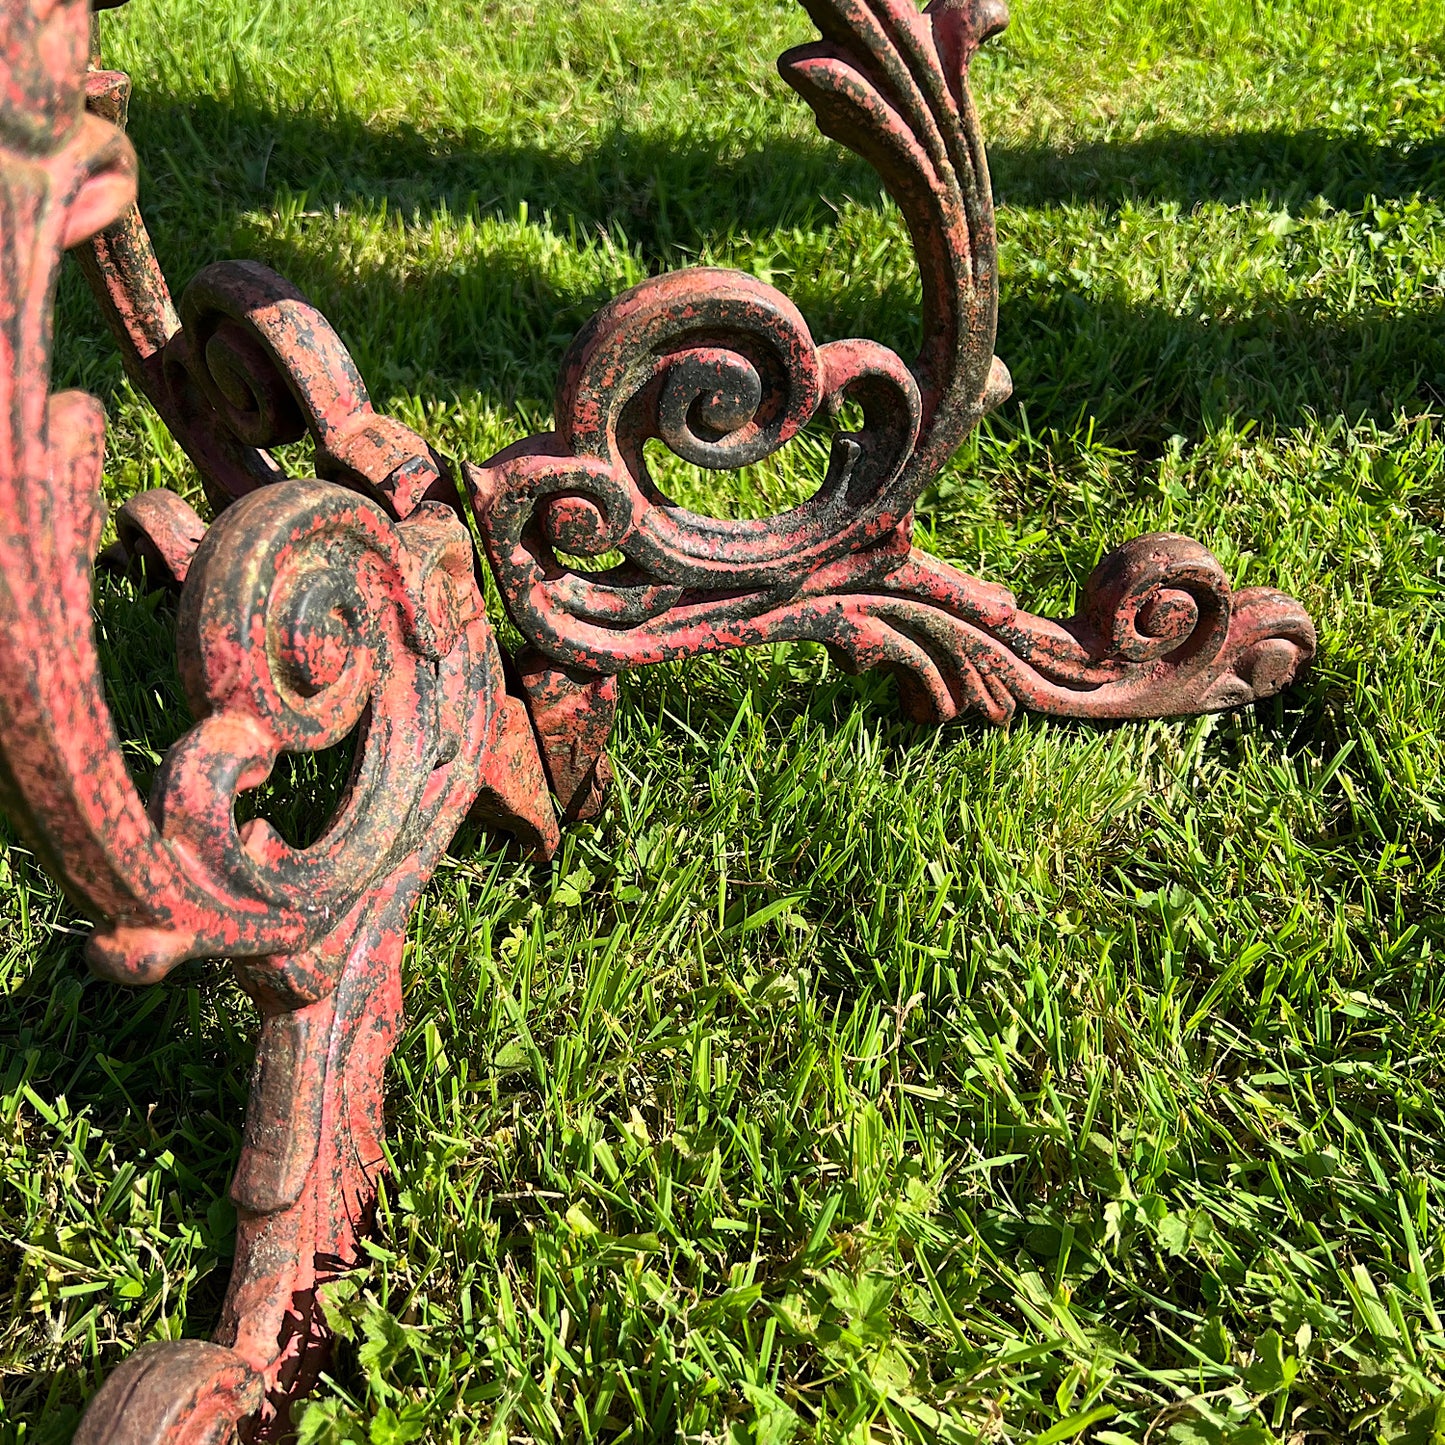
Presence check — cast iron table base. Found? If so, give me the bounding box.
[0,0,1315,1438]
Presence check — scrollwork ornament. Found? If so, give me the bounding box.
[0,0,1317,1438]
[462,0,1314,808]
[0,3,554,1436]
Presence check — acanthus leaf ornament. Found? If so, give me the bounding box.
[0,0,1315,1438]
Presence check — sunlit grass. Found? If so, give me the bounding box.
[3,0,1445,1441]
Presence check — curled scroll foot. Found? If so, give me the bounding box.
[72,1340,263,1445]
[839,533,1317,727]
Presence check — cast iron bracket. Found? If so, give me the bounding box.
[0,0,1315,1437]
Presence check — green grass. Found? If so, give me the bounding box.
[3,0,1445,1440]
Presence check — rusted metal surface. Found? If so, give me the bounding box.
[98,486,207,585]
[0,0,1316,1439]
[512,647,618,823]
[0,3,555,1437]
[469,0,1315,794]
[71,1341,265,1445]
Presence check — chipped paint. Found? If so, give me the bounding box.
[0,0,1314,1438]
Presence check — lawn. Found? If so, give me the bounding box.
[4,0,1445,1440]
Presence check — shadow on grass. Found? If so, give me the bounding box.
[44,90,1432,805]
[121,94,1445,249]
[996,290,1445,450]
[44,93,1434,789]
[43,87,1433,827]
[51,93,1445,453]
[989,127,1445,213]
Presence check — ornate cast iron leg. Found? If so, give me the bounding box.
[2,4,555,1438]
[467,0,1316,804]
[0,0,1315,1439]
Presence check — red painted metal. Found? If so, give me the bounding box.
[468,0,1315,791]
[0,0,1315,1438]
[0,4,554,1437]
